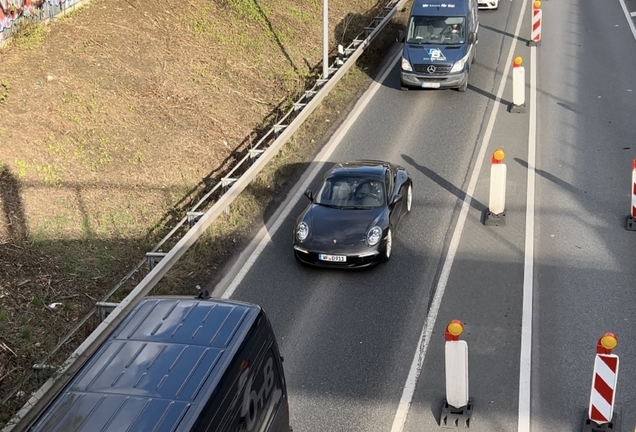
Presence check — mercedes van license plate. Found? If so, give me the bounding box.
[319,254,346,262]
[421,82,440,89]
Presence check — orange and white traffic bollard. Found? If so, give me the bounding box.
[510,56,526,113]
[483,149,507,226]
[626,157,636,231]
[528,1,542,47]
[583,333,619,431]
[441,320,473,429]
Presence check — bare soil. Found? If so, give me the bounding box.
[0,0,409,426]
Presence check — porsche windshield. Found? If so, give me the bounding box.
[406,16,466,44]
[315,176,386,209]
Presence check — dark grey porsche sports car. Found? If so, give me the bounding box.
[293,160,413,268]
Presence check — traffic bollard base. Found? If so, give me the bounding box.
[509,103,526,113]
[482,210,506,226]
[581,414,616,432]
[440,398,473,429]
[626,217,636,231]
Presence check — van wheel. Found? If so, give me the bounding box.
[400,85,410,91]
[458,74,468,92]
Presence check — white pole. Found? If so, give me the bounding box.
[512,66,525,108]
[445,340,469,409]
[489,163,507,215]
[323,0,329,79]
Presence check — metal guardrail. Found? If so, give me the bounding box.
[2,0,408,429]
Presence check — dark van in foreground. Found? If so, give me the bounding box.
[399,0,479,92]
[26,297,290,432]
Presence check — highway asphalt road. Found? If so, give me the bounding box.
[209,0,636,431]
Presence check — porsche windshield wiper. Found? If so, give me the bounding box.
[317,203,344,209]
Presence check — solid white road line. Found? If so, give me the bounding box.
[389,1,530,430]
[619,0,636,40]
[218,50,402,300]
[518,45,538,432]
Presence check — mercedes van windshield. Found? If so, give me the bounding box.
[406,16,466,44]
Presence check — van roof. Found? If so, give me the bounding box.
[28,297,262,432]
[410,0,470,16]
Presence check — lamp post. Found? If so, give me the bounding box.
[323,0,329,79]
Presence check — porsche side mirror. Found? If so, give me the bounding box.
[391,194,403,205]
[304,189,314,201]
[397,30,405,43]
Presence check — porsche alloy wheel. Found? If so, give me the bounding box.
[384,229,393,261]
[406,184,413,212]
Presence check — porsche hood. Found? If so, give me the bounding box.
[300,204,385,248]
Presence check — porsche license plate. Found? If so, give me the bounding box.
[421,82,440,89]
[318,254,347,262]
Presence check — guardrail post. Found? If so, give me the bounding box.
[32,364,58,386]
[273,124,287,136]
[96,302,119,322]
[146,252,167,271]
[221,177,238,214]
[248,150,265,184]
[336,44,345,65]
[187,211,205,227]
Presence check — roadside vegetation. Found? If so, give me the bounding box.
[0,0,410,425]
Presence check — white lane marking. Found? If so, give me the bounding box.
[631,10,636,17]
[619,0,636,40]
[518,45,537,432]
[219,51,402,299]
[389,1,530,430]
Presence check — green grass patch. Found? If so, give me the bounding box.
[10,18,46,50]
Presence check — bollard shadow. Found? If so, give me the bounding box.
[556,102,580,114]
[468,83,511,106]
[401,154,487,212]
[514,157,581,196]
[0,164,28,242]
[480,24,531,44]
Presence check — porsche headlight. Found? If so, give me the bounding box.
[401,57,413,72]
[296,222,309,242]
[367,226,382,246]
[450,53,470,73]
